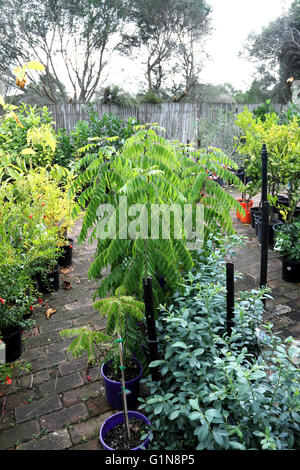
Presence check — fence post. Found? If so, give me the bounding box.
[143,277,159,380]
[226,262,235,336]
[260,144,269,307]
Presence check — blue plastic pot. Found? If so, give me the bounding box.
[101,358,143,410]
[99,411,151,450]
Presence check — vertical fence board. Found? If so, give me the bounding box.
[46,102,287,148]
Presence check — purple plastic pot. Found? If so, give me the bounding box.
[99,411,151,450]
[101,358,143,410]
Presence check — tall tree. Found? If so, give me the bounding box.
[0,0,129,103]
[242,0,300,103]
[120,0,211,94]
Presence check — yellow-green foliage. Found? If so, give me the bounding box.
[11,168,77,238]
[235,108,300,195]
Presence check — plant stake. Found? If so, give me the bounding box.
[226,262,235,336]
[116,337,131,445]
[260,144,269,307]
[143,277,159,380]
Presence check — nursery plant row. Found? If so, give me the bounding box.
[0,85,299,449]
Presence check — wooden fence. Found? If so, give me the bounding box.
[45,102,287,149]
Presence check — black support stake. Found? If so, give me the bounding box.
[226,262,235,336]
[260,144,269,308]
[260,201,269,286]
[143,277,159,381]
[261,144,268,205]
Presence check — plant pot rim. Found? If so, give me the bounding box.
[58,237,74,247]
[99,410,151,451]
[101,357,143,385]
[0,326,22,337]
[49,264,60,274]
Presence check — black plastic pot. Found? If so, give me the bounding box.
[294,207,300,219]
[235,169,246,184]
[250,207,261,229]
[277,195,289,206]
[281,258,300,283]
[257,218,280,246]
[235,168,250,185]
[1,327,22,363]
[216,177,225,187]
[37,265,60,293]
[57,238,73,268]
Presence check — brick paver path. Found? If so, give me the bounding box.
[229,189,300,343]
[0,197,299,450]
[0,220,115,450]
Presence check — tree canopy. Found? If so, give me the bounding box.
[242,0,300,103]
[0,0,129,103]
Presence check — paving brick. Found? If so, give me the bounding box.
[24,331,61,349]
[72,314,103,327]
[39,319,74,335]
[17,370,51,388]
[40,371,84,396]
[18,428,72,450]
[69,437,102,450]
[0,420,40,450]
[68,412,114,444]
[3,388,40,410]
[82,365,101,383]
[86,395,112,416]
[62,382,102,407]
[15,395,62,424]
[0,409,15,431]
[58,357,87,376]
[36,307,68,325]
[29,351,67,372]
[22,327,40,338]
[290,299,300,309]
[21,346,45,362]
[285,291,300,301]
[65,299,94,311]
[40,403,89,431]
[45,340,71,355]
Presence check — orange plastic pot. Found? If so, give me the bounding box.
[236,199,244,219]
[240,208,252,224]
[236,199,253,220]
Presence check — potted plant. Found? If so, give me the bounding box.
[236,180,260,224]
[273,219,300,282]
[235,108,300,234]
[99,410,151,450]
[99,337,151,450]
[60,287,148,410]
[27,235,62,293]
[0,263,36,362]
[99,336,151,450]
[57,237,73,267]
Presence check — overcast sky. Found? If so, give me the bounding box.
[107,0,294,93]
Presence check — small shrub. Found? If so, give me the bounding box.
[138,239,300,450]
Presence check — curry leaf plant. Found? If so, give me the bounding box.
[60,286,147,373]
[69,125,244,302]
[138,238,300,450]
